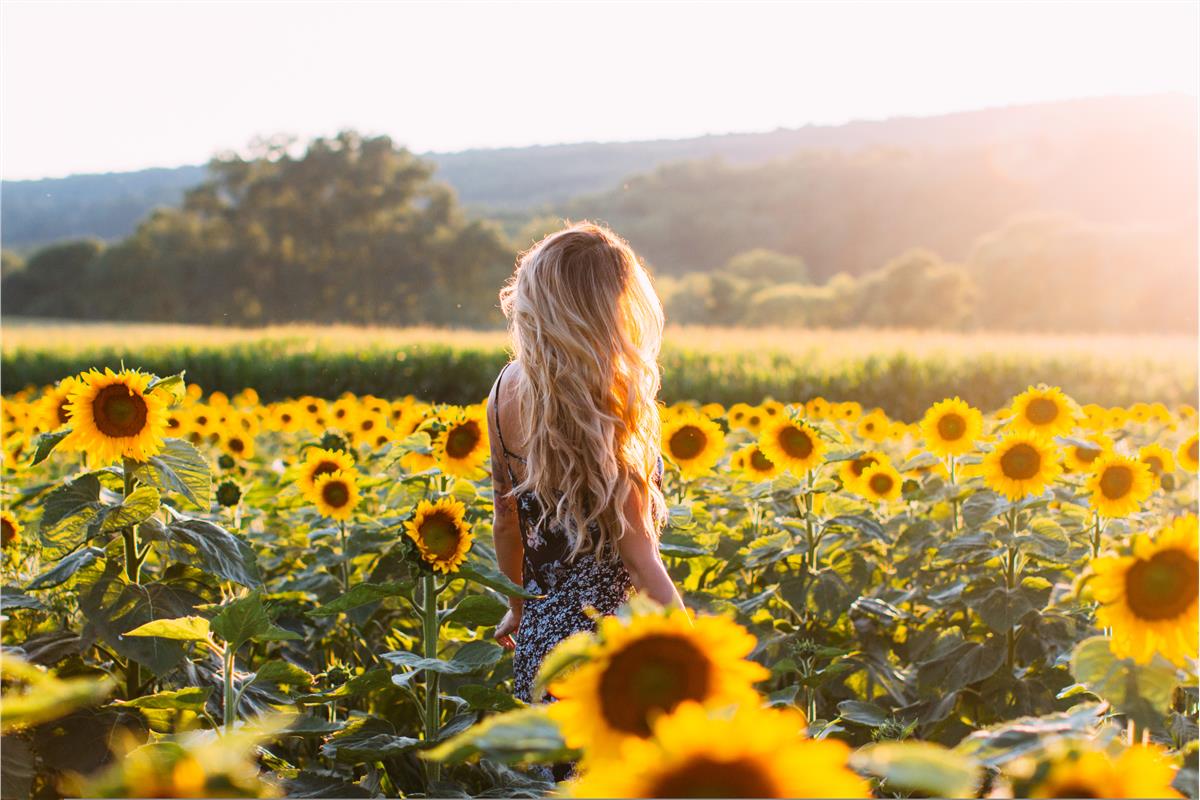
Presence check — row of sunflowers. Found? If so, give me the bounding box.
[0,366,1197,798]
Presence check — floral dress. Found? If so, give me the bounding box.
[491,363,664,703]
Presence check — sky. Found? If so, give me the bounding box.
[2,0,1197,181]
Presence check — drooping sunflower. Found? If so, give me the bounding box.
[858,462,904,503]
[1015,743,1182,799]
[981,433,1062,500]
[404,497,474,574]
[299,447,356,497]
[919,397,984,458]
[436,407,489,478]
[731,444,782,479]
[1178,433,1199,472]
[839,450,889,492]
[568,702,869,799]
[1006,385,1081,438]
[856,408,891,443]
[63,368,171,464]
[1,510,21,548]
[311,469,361,521]
[547,609,768,760]
[1061,433,1114,473]
[758,416,826,474]
[1138,443,1176,483]
[1089,514,1198,666]
[1085,453,1155,518]
[661,412,725,478]
[37,375,82,433]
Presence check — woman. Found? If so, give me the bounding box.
[488,221,685,706]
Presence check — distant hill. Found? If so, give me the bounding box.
[2,94,1194,251]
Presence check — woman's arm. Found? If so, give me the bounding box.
[488,379,524,649]
[616,478,686,611]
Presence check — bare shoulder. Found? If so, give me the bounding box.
[489,361,526,453]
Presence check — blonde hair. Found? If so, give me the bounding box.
[499,221,665,561]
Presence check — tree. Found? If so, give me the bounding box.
[724,249,808,284]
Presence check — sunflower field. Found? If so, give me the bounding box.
[1,367,1197,798]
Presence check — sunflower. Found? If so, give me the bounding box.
[404,497,474,573]
[804,397,831,419]
[699,402,725,420]
[759,399,784,420]
[37,375,82,432]
[833,401,862,423]
[726,403,753,430]
[661,412,725,478]
[1061,433,1113,473]
[546,609,768,760]
[1138,444,1176,482]
[981,433,1062,501]
[1006,385,1080,437]
[220,431,256,461]
[63,368,170,464]
[1089,514,1198,666]
[328,396,359,429]
[1178,433,1199,472]
[350,411,390,449]
[1,510,21,548]
[858,462,903,503]
[436,407,489,478]
[1085,453,1154,518]
[732,444,782,479]
[1014,743,1182,799]
[919,397,983,458]
[758,417,826,474]
[215,480,243,509]
[839,450,889,492]
[312,469,361,521]
[267,402,304,434]
[568,702,869,799]
[1079,403,1108,432]
[299,447,356,497]
[1103,406,1129,431]
[856,409,891,443]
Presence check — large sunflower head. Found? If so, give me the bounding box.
[311,469,361,521]
[1012,742,1182,799]
[299,447,356,497]
[732,444,782,480]
[919,397,983,458]
[858,462,904,503]
[404,497,474,574]
[1085,453,1155,519]
[758,416,826,474]
[38,375,83,433]
[546,609,768,761]
[1,510,21,548]
[1006,385,1081,437]
[981,433,1062,501]
[567,702,869,799]
[436,407,489,478]
[661,412,725,478]
[1061,433,1114,473]
[63,368,171,464]
[1178,433,1199,473]
[1088,514,1198,666]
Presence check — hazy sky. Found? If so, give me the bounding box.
[2,1,1197,180]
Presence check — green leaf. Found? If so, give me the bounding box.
[155,513,261,587]
[38,473,103,557]
[210,592,271,650]
[307,581,408,617]
[852,741,981,798]
[115,686,212,711]
[99,486,160,534]
[961,490,1011,528]
[295,669,393,704]
[383,640,503,676]
[133,438,211,509]
[124,615,211,642]
[424,706,574,765]
[1070,636,1180,729]
[251,659,314,688]
[320,716,420,763]
[0,591,46,611]
[444,594,508,627]
[956,703,1107,767]
[145,372,186,405]
[456,563,539,599]
[837,700,889,727]
[455,684,521,713]
[26,546,105,591]
[29,429,72,467]
[964,583,1037,634]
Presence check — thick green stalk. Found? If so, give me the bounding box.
[223,646,236,733]
[121,458,141,699]
[949,456,959,531]
[422,573,441,784]
[1005,510,1020,671]
[339,520,351,591]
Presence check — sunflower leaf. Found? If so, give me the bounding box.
[423,706,574,765]
[38,473,104,557]
[134,438,211,510]
[308,581,409,617]
[124,615,211,642]
[456,563,539,599]
[26,546,106,591]
[852,741,982,798]
[158,512,261,588]
[1069,636,1180,729]
[145,372,186,406]
[29,429,72,468]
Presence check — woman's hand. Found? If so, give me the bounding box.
[494,606,522,650]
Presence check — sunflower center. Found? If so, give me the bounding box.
[936,413,966,440]
[228,438,245,453]
[1099,465,1133,499]
[649,756,777,798]
[1046,781,1104,799]
[1,519,15,544]
[361,419,375,431]
[56,399,71,426]
[869,473,895,495]
[1190,439,1198,462]
[851,456,878,477]
[445,421,482,459]
[778,425,814,460]
[321,481,350,508]
[1000,443,1041,480]
[418,511,462,559]
[92,385,149,438]
[748,415,761,427]
[669,426,707,461]
[1076,445,1102,464]
[1144,456,1164,475]
[749,449,774,472]
[598,634,712,737]
[1025,398,1060,425]
[1124,549,1199,621]
[312,460,340,479]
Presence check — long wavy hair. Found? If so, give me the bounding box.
[499,221,665,561]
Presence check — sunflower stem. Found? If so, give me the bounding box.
[949,455,959,531]
[222,645,236,734]
[339,520,351,591]
[1005,509,1020,672]
[1090,511,1104,558]
[120,457,142,700]
[422,572,442,785]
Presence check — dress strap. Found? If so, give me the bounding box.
[491,363,523,486]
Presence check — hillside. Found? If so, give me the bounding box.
[2,94,1193,250]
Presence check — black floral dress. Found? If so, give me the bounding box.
[492,363,664,703]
